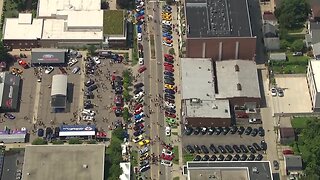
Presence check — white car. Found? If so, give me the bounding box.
[137,33,142,41]
[83,115,94,121]
[92,56,101,65]
[134,118,144,124]
[139,58,144,65]
[139,146,149,155]
[271,87,277,97]
[132,135,144,143]
[165,126,171,136]
[162,148,173,156]
[82,109,95,116]
[162,41,173,47]
[161,160,173,167]
[162,20,172,26]
[164,102,175,109]
[134,91,144,100]
[72,66,80,74]
[68,58,78,66]
[44,66,54,74]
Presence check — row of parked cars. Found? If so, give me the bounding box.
[163,54,176,121]
[162,4,173,47]
[193,153,264,162]
[112,75,124,117]
[184,126,265,137]
[185,141,267,155]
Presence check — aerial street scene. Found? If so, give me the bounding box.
[0,0,318,179]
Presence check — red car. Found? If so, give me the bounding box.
[164,62,174,67]
[283,149,294,155]
[134,108,143,114]
[165,112,176,118]
[162,143,173,151]
[161,153,174,161]
[134,104,143,110]
[138,66,147,73]
[165,67,174,72]
[236,112,249,118]
[112,106,124,111]
[18,59,29,69]
[164,54,173,60]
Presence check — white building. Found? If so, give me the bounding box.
[307,60,320,111]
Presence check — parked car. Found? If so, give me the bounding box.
[240,145,249,153]
[209,144,219,154]
[193,155,201,161]
[186,145,195,154]
[209,155,217,161]
[194,145,201,154]
[88,84,98,91]
[193,127,201,135]
[255,154,263,161]
[44,66,54,74]
[225,155,232,161]
[244,127,253,135]
[201,145,209,154]
[218,145,227,153]
[225,145,234,153]
[201,155,210,161]
[273,160,279,170]
[233,154,240,161]
[85,79,95,87]
[72,66,80,74]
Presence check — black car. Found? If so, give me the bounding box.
[248,154,255,161]
[164,71,174,76]
[164,93,175,100]
[238,126,245,135]
[222,127,230,135]
[84,100,93,109]
[251,128,258,137]
[240,154,248,161]
[225,145,234,153]
[45,127,53,137]
[215,127,223,135]
[201,155,210,161]
[84,91,94,99]
[233,145,241,153]
[240,145,249,153]
[134,88,143,95]
[209,155,217,161]
[260,140,267,150]
[244,127,253,135]
[115,108,122,117]
[201,127,207,135]
[255,154,263,161]
[186,145,195,153]
[230,126,238,134]
[201,145,209,154]
[165,108,176,114]
[258,127,265,137]
[38,128,44,137]
[88,84,98,91]
[184,126,193,135]
[225,155,232,161]
[217,154,224,161]
[207,127,215,135]
[85,79,95,87]
[209,144,219,154]
[164,80,175,85]
[233,154,240,161]
[247,145,256,153]
[165,98,175,104]
[273,160,279,170]
[165,89,175,94]
[218,145,227,153]
[134,83,144,89]
[194,145,201,154]
[115,86,123,94]
[164,75,175,81]
[253,143,262,151]
[193,127,201,135]
[193,155,201,161]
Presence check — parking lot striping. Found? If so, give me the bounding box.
[32,81,41,124]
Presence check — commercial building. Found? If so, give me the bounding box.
[0,130,26,143]
[284,155,303,173]
[51,75,68,109]
[184,161,273,180]
[31,49,67,66]
[185,0,256,60]
[59,125,96,139]
[215,60,261,107]
[181,58,232,127]
[22,144,105,180]
[0,72,21,111]
[2,0,127,49]
[307,60,320,111]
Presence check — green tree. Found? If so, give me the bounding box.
[122,89,131,102]
[291,39,304,52]
[87,140,97,144]
[275,0,311,29]
[32,138,47,145]
[122,107,130,123]
[169,48,175,55]
[0,42,10,63]
[52,140,64,145]
[68,138,82,144]
[87,45,97,56]
[112,127,125,140]
[280,40,289,50]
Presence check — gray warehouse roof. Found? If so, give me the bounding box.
[186,161,273,180]
[215,60,261,99]
[185,0,252,38]
[284,155,302,171]
[51,75,67,96]
[185,99,231,118]
[181,58,215,100]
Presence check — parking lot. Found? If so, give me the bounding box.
[1,149,24,180]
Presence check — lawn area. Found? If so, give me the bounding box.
[173,177,180,180]
[183,152,194,164]
[270,52,309,74]
[291,117,315,129]
[172,146,179,164]
[130,150,138,167]
[103,10,125,35]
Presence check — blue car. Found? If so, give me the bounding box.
[163,33,172,37]
[137,25,142,33]
[164,71,174,76]
[164,35,173,39]
[135,114,145,120]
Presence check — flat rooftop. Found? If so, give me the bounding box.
[187,161,273,180]
[3,17,44,40]
[38,0,101,17]
[60,10,104,28]
[309,60,320,92]
[181,58,215,100]
[185,99,231,118]
[22,145,105,180]
[185,0,252,38]
[215,60,261,99]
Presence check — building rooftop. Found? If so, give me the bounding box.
[22,145,105,180]
[215,60,261,99]
[284,155,303,171]
[181,58,215,100]
[185,99,231,118]
[119,162,131,180]
[309,60,320,92]
[185,0,252,38]
[38,0,101,17]
[186,161,273,180]
[59,10,103,28]
[3,16,44,40]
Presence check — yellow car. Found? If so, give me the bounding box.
[162,14,172,19]
[163,16,172,21]
[140,153,149,161]
[162,12,171,16]
[165,84,174,90]
[139,139,150,146]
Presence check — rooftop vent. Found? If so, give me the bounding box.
[191,98,201,103]
[237,83,242,91]
[212,105,218,109]
[235,64,240,72]
[199,66,202,69]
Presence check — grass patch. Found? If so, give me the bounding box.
[172,146,179,164]
[131,150,138,167]
[173,177,180,180]
[150,34,155,59]
[270,52,309,74]
[172,132,178,136]
[291,117,314,129]
[132,27,138,66]
[183,151,194,164]
[103,10,125,35]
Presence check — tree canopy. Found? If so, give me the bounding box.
[291,39,304,52]
[275,0,311,29]
[32,138,47,145]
